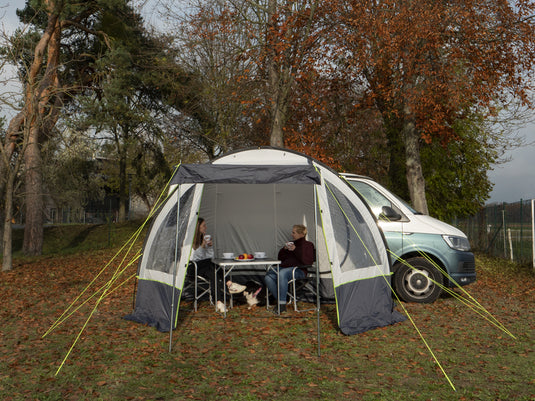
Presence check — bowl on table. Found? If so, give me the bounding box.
[254,251,266,259]
[222,252,234,259]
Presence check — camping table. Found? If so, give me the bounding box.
[212,258,281,317]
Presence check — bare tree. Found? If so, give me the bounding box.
[1,29,26,271]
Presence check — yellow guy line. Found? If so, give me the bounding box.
[49,166,181,374]
[391,252,515,339]
[324,179,456,391]
[345,177,515,338]
[44,253,141,335]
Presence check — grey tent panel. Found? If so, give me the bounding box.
[172,164,321,185]
[124,280,180,332]
[335,276,405,335]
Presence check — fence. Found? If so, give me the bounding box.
[46,208,120,225]
[455,199,535,267]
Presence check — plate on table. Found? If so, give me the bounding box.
[234,257,255,262]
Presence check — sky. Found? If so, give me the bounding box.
[2,1,535,205]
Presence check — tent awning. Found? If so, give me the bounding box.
[171,164,321,185]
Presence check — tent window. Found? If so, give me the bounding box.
[146,186,195,273]
[325,180,380,272]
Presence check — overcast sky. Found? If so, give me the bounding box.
[2,1,534,204]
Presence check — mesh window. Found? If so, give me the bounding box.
[325,180,381,272]
[146,187,195,273]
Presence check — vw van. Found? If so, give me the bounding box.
[341,173,476,303]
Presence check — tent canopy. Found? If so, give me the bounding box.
[125,147,405,335]
[171,164,321,185]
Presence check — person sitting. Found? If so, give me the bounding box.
[191,217,226,312]
[264,224,315,314]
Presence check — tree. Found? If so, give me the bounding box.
[68,14,184,221]
[168,0,257,158]
[422,114,502,220]
[333,0,535,214]
[171,0,326,150]
[4,0,108,255]
[1,26,30,270]
[4,0,172,253]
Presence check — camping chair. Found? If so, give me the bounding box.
[184,261,212,312]
[287,265,318,312]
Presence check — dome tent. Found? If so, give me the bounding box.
[125,147,405,335]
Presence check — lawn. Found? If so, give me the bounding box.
[1,224,534,400]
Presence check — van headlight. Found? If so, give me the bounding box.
[442,235,471,251]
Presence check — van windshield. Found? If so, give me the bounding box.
[348,180,419,217]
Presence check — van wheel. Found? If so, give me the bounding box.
[394,257,443,303]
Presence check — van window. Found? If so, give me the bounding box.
[348,181,393,218]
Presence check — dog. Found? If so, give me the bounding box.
[241,280,267,309]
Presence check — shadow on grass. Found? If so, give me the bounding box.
[66,224,103,249]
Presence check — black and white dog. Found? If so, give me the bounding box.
[227,280,267,309]
[242,280,267,309]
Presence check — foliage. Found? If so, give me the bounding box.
[423,115,500,220]
[3,0,535,263]
[41,129,106,212]
[1,239,534,399]
[65,7,178,221]
[331,0,535,212]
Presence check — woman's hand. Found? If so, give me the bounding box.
[286,242,295,251]
[203,235,213,248]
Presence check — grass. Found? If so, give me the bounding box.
[9,220,148,258]
[1,223,535,400]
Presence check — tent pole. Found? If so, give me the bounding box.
[314,184,321,357]
[131,277,137,310]
[169,189,181,353]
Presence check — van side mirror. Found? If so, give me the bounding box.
[379,206,401,221]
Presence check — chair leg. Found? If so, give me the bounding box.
[194,273,198,312]
[292,276,298,311]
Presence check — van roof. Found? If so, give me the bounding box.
[339,172,373,180]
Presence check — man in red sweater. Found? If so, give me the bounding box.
[265,224,315,314]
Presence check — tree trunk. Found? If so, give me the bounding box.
[23,125,44,256]
[266,0,291,148]
[2,169,15,271]
[21,7,61,255]
[118,152,127,223]
[403,118,429,215]
[384,123,410,200]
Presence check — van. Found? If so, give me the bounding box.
[341,173,476,303]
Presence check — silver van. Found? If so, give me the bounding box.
[341,173,476,303]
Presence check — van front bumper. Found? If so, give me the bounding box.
[447,251,476,287]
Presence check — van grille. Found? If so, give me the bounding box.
[459,260,476,273]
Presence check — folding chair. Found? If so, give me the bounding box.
[287,265,318,312]
[184,261,212,311]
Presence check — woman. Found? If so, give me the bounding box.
[264,224,315,314]
[191,218,226,312]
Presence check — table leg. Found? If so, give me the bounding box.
[277,264,280,315]
[214,266,219,312]
[223,266,227,318]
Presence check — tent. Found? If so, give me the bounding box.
[125,147,405,336]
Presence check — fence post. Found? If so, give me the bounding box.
[502,207,507,258]
[507,228,513,261]
[531,199,535,269]
[520,199,523,262]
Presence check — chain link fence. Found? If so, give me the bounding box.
[454,199,535,267]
